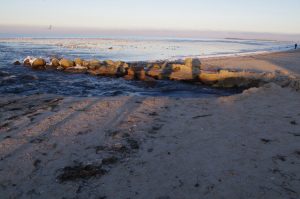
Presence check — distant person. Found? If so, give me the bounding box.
[295,43,298,50]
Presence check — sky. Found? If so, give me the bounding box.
[0,0,300,39]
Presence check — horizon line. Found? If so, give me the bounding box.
[1,25,300,42]
[1,24,300,35]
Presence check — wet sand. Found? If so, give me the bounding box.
[0,50,300,199]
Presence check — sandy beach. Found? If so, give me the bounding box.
[202,49,300,76]
[0,50,300,199]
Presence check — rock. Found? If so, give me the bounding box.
[199,69,263,88]
[74,58,83,66]
[115,61,129,69]
[124,66,135,80]
[136,68,146,80]
[51,58,60,67]
[151,63,163,70]
[88,65,126,77]
[88,60,102,70]
[184,58,201,68]
[13,61,21,65]
[65,66,88,73]
[199,71,219,85]
[169,65,197,81]
[146,62,171,80]
[126,65,146,80]
[117,65,127,77]
[31,58,46,69]
[145,60,200,81]
[127,67,135,77]
[88,60,128,77]
[59,59,75,69]
[57,66,64,71]
[159,59,201,81]
[23,56,33,66]
[82,60,90,67]
[104,60,115,66]
[23,56,46,69]
[146,68,164,79]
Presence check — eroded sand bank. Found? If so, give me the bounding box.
[0,50,300,199]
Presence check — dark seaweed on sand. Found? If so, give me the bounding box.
[57,164,107,182]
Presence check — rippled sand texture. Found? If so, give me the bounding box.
[0,83,300,199]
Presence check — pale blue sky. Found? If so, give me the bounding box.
[0,0,300,34]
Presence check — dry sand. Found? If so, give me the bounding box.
[202,49,300,76]
[0,50,300,199]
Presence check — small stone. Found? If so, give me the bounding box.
[13,61,21,65]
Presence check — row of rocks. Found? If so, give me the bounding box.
[16,56,279,88]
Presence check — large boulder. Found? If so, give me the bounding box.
[169,64,199,81]
[163,58,201,81]
[59,59,75,69]
[13,61,21,65]
[145,59,200,81]
[31,58,46,69]
[88,60,128,77]
[199,69,263,88]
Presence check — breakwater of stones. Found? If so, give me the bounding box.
[13,56,292,89]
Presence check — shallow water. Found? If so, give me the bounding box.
[0,38,291,97]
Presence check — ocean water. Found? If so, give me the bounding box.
[0,37,292,97]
